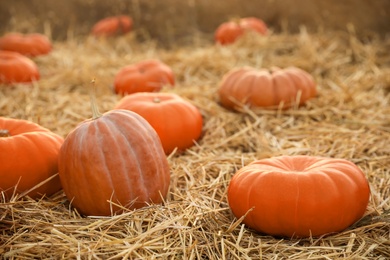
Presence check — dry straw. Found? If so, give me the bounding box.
[1,27,390,259]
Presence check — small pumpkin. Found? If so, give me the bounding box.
[227,155,370,238]
[0,50,40,84]
[215,17,268,45]
[114,92,203,155]
[0,32,52,57]
[58,88,170,216]
[91,15,133,37]
[218,66,317,110]
[114,59,175,95]
[0,117,64,199]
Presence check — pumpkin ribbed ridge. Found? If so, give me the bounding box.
[58,109,170,216]
[107,110,170,199]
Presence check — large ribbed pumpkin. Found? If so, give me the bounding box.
[227,155,370,238]
[114,92,203,155]
[218,66,317,110]
[0,117,63,199]
[0,32,52,57]
[0,50,40,84]
[58,100,170,216]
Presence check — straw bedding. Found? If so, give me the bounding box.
[1,27,390,259]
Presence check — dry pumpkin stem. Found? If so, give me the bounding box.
[89,78,102,119]
[1,24,390,259]
[0,129,10,137]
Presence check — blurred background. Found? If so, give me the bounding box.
[0,0,389,46]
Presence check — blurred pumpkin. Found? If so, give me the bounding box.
[91,15,133,37]
[0,50,40,84]
[227,155,370,238]
[114,59,175,95]
[215,17,268,45]
[114,92,203,155]
[218,66,317,110]
[0,32,52,57]
[58,88,170,216]
[0,117,64,199]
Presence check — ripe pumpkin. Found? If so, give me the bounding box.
[58,92,170,216]
[114,59,175,96]
[215,17,268,45]
[91,15,133,37]
[218,66,317,110]
[0,117,64,199]
[114,92,203,155]
[0,50,40,84]
[0,32,52,57]
[227,155,370,238]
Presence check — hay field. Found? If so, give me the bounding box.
[1,26,390,259]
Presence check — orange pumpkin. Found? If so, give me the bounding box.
[114,92,203,155]
[58,97,170,216]
[0,32,52,57]
[227,155,370,238]
[0,50,40,84]
[0,117,64,199]
[218,66,317,110]
[91,15,133,37]
[114,59,175,95]
[0,51,40,84]
[215,17,268,45]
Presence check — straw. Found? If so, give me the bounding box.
[1,27,389,259]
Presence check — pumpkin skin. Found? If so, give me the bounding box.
[215,17,268,45]
[0,50,40,84]
[114,59,175,95]
[91,15,133,37]
[227,155,370,238]
[218,66,317,110]
[0,32,52,57]
[0,117,64,199]
[58,109,170,216]
[114,92,203,155]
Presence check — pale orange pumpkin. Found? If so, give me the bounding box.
[218,66,317,110]
[58,87,170,216]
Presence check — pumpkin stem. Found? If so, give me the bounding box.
[269,66,281,74]
[153,97,161,103]
[90,78,102,120]
[0,129,11,137]
[230,16,242,26]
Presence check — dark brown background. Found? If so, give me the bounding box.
[1,0,389,45]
